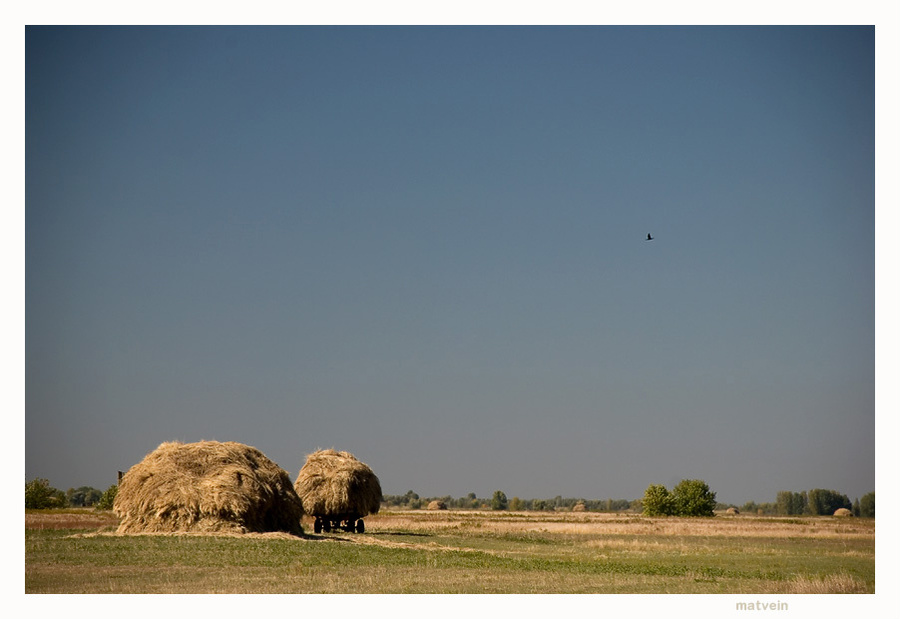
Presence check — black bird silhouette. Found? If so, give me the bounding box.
[646,233,654,241]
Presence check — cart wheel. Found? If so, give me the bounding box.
[356,519,365,534]
[322,519,331,533]
[314,518,322,534]
[342,521,354,532]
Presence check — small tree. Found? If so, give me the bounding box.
[25,478,66,509]
[508,496,523,511]
[672,479,717,517]
[491,490,508,511]
[642,484,675,516]
[859,492,875,518]
[95,484,118,511]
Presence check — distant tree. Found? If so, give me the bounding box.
[67,486,103,507]
[859,492,875,518]
[807,489,851,516]
[615,499,632,511]
[642,484,675,516]
[776,491,792,515]
[797,491,809,515]
[25,478,66,509]
[672,479,716,517]
[491,490,508,511]
[95,484,118,511]
[757,502,777,515]
[508,496,523,511]
[852,497,861,517]
[776,491,808,516]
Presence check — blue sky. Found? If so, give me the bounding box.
[25,26,875,505]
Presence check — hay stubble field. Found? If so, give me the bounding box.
[25,508,874,594]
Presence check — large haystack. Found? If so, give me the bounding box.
[114,440,304,535]
[725,507,740,515]
[427,500,448,511]
[294,449,382,519]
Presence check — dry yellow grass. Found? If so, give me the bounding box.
[787,572,869,594]
[27,507,875,594]
[365,510,872,539]
[25,509,119,530]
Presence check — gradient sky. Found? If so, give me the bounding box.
[25,26,874,505]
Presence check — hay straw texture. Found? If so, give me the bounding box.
[114,441,304,535]
[294,449,382,518]
[833,508,853,517]
[427,500,448,511]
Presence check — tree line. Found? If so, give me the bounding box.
[26,477,874,519]
[25,478,117,510]
[769,489,874,517]
[383,483,874,518]
[381,490,635,512]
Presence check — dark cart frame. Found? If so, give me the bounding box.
[313,513,366,534]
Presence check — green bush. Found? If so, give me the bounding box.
[672,479,717,517]
[643,480,717,517]
[642,484,675,516]
[491,490,508,511]
[95,484,119,511]
[25,478,66,509]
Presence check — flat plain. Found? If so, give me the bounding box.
[25,508,874,594]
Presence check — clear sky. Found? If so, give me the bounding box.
[25,26,874,505]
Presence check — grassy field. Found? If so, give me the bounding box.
[25,508,874,594]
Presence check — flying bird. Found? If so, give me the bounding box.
[646,233,654,241]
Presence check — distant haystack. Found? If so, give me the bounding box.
[725,507,740,515]
[295,449,382,532]
[427,500,448,511]
[114,440,304,535]
[572,501,586,512]
[833,508,853,517]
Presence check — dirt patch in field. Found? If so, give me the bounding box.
[26,511,120,530]
[365,510,875,540]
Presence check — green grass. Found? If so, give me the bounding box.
[25,510,875,593]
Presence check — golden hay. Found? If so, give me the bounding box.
[427,500,448,510]
[114,440,304,535]
[294,449,382,518]
[572,502,586,512]
[833,508,853,517]
[725,507,740,515]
